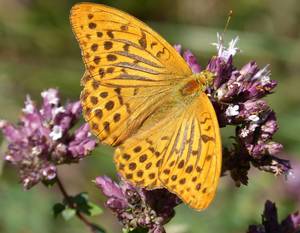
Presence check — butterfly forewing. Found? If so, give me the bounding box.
[70,3,192,85]
[80,71,174,145]
[70,3,192,145]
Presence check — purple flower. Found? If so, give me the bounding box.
[238,111,280,157]
[95,176,127,210]
[174,45,201,73]
[210,61,277,103]
[207,56,234,90]
[95,176,180,233]
[0,89,97,189]
[173,44,182,54]
[68,124,97,158]
[177,33,288,185]
[183,50,201,73]
[248,200,300,233]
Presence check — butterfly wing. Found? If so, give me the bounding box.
[114,115,176,189]
[70,3,192,145]
[80,71,174,146]
[71,3,222,210]
[159,93,222,210]
[115,92,222,210]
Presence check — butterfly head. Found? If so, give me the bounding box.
[194,70,215,91]
[181,71,215,96]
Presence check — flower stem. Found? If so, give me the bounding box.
[56,175,97,233]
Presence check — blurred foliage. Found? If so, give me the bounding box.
[0,0,299,233]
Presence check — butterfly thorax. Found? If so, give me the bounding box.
[180,70,215,96]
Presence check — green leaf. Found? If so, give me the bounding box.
[79,192,89,200]
[62,208,76,221]
[70,192,103,217]
[73,192,89,205]
[52,203,65,218]
[88,202,103,216]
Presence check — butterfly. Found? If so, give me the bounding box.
[70,2,222,211]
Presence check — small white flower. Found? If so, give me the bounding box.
[50,125,63,141]
[31,146,42,156]
[56,143,66,150]
[22,96,35,114]
[212,33,240,61]
[23,178,31,187]
[42,169,48,177]
[0,120,6,128]
[261,75,271,85]
[253,65,271,85]
[23,104,34,114]
[41,89,59,105]
[42,167,56,180]
[225,104,239,117]
[248,115,260,122]
[227,36,240,56]
[212,33,224,55]
[249,123,259,132]
[240,128,250,138]
[216,88,226,100]
[232,81,241,87]
[53,106,65,116]
[5,155,13,161]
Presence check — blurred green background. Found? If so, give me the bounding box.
[0,0,300,232]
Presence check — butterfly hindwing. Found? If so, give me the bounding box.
[114,93,222,210]
[114,116,175,189]
[159,93,222,210]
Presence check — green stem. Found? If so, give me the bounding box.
[56,175,97,233]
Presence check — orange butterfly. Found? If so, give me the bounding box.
[70,3,222,211]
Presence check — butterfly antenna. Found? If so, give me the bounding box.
[222,10,233,38]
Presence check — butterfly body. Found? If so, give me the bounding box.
[71,2,222,211]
